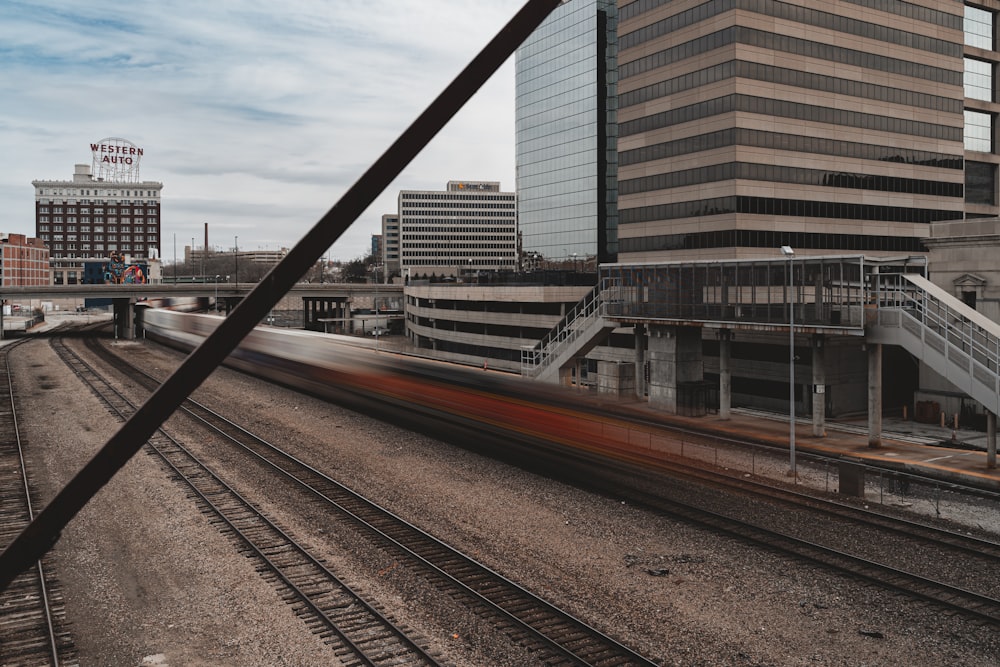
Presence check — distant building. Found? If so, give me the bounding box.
[33,153,163,260]
[382,214,400,278]
[371,234,384,272]
[186,246,287,266]
[0,234,49,286]
[397,181,517,279]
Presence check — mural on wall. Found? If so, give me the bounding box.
[91,252,147,284]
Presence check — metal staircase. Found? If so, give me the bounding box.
[521,278,621,382]
[869,272,1000,415]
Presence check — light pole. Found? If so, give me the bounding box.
[214,275,220,311]
[780,245,796,477]
[234,236,239,285]
[373,264,381,351]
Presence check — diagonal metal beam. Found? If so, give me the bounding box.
[0,0,563,591]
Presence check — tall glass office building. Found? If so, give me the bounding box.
[515,0,618,269]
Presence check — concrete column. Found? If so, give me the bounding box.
[634,324,647,400]
[597,361,635,396]
[718,329,732,420]
[647,325,703,414]
[112,298,134,340]
[812,334,826,437]
[988,410,997,469]
[867,342,882,448]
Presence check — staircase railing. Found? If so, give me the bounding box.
[872,272,1000,412]
[521,277,620,378]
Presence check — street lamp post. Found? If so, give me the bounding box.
[780,245,796,477]
[214,275,220,311]
[234,236,239,285]
[373,264,381,351]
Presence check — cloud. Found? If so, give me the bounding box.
[0,0,525,262]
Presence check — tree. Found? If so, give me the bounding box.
[341,254,372,283]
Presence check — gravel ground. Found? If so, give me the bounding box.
[10,331,1000,666]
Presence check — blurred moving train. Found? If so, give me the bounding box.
[138,308,666,472]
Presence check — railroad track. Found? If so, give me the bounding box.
[52,336,444,667]
[0,336,78,666]
[505,409,1000,625]
[65,333,661,665]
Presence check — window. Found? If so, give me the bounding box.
[965,58,993,101]
[966,5,994,50]
[966,161,997,204]
[965,109,993,152]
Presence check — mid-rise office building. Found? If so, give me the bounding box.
[32,160,163,260]
[396,181,517,278]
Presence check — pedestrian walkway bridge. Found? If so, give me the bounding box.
[520,255,1000,461]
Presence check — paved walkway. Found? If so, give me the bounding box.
[598,397,1000,491]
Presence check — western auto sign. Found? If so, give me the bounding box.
[91,137,143,183]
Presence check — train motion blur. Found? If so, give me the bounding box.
[137,308,670,471]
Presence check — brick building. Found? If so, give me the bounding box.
[0,233,50,286]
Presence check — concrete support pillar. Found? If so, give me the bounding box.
[112,298,134,340]
[647,325,703,414]
[597,361,635,396]
[811,334,826,437]
[718,329,732,420]
[634,324,647,400]
[867,342,882,448]
[988,410,997,469]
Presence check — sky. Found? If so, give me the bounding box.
[0,0,527,263]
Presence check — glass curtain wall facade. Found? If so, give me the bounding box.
[615,0,969,262]
[515,0,618,270]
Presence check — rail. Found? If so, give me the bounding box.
[870,272,1000,415]
[520,277,620,378]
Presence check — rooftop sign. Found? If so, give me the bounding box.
[90,137,143,183]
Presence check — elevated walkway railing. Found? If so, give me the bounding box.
[870,273,1000,415]
[521,278,620,378]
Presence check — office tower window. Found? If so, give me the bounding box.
[965,57,993,101]
[965,109,993,152]
[966,161,997,205]
[966,4,994,50]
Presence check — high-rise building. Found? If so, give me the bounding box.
[32,161,163,261]
[396,181,517,278]
[614,0,970,261]
[515,0,618,268]
[517,1,995,264]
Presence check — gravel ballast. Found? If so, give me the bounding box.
[11,333,1000,666]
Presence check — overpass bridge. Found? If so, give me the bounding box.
[0,282,404,338]
[521,255,998,469]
